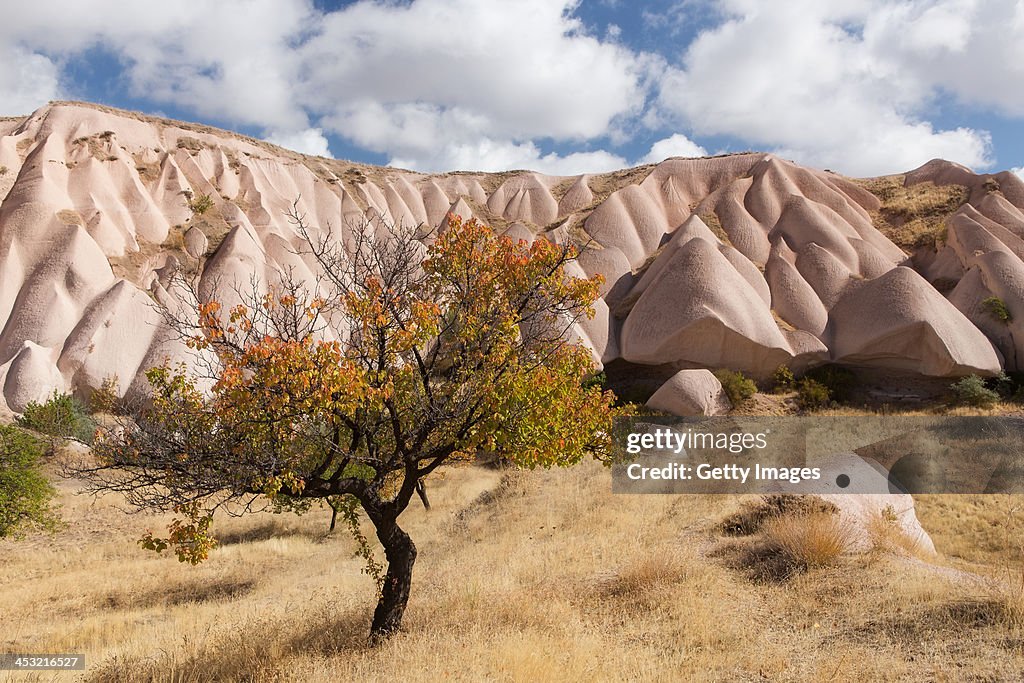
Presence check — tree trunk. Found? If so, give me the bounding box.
[369,521,417,641]
[329,504,338,533]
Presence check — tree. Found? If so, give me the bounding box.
[17,390,97,450]
[0,424,61,538]
[76,213,621,641]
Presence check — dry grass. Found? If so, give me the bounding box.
[715,496,851,582]
[866,507,925,557]
[762,512,853,569]
[856,175,969,250]
[915,494,1024,565]
[721,494,840,536]
[3,461,1024,682]
[697,210,732,245]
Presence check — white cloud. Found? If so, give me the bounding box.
[640,133,707,163]
[0,0,315,129]
[864,0,1024,117]
[0,0,1020,177]
[0,45,59,115]
[264,128,332,157]
[1014,167,1024,181]
[0,0,649,172]
[655,0,996,175]
[299,0,649,167]
[391,137,626,175]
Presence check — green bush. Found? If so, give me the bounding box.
[771,365,795,393]
[983,296,1012,323]
[187,192,215,216]
[796,378,831,410]
[17,391,96,445]
[804,365,856,402]
[991,371,1015,398]
[581,371,607,391]
[0,424,61,538]
[950,375,999,408]
[714,369,757,407]
[987,371,1024,404]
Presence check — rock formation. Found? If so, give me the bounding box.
[0,102,1020,414]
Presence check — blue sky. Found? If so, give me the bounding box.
[1,0,1023,177]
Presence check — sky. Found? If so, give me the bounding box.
[1,0,1023,178]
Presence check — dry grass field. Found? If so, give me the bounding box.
[3,453,1024,682]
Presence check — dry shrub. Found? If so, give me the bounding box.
[716,496,850,582]
[866,506,922,557]
[762,513,853,570]
[992,572,1024,630]
[599,552,689,600]
[721,494,839,536]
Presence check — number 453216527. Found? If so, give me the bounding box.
[1,654,85,670]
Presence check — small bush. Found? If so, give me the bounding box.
[722,494,839,536]
[983,296,1012,323]
[0,166,7,176]
[16,391,96,445]
[950,375,999,408]
[188,193,215,216]
[89,376,123,415]
[771,365,795,393]
[991,371,1015,399]
[804,364,856,402]
[796,378,831,410]
[0,424,61,538]
[762,512,852,570]
[867,505,922,556]
[713,369,757,406]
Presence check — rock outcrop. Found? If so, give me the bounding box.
[0,102,1020,410]
[645,369,732,416]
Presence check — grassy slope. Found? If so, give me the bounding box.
[2,458,1023,682]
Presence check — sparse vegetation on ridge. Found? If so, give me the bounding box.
[857,175,969,250]
[187,192,215,216]
[984,296,1012,323]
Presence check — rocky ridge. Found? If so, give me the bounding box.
[1,102,1021,414]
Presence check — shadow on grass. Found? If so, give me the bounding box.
[87,605,373,683]
[99,576,257,610]
[852,598,1022,644]
[215,520,307,546]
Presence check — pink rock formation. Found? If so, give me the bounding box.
[645,369,732,416]
[0,103,1019,412]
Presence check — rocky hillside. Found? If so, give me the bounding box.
[1,102,1022,414]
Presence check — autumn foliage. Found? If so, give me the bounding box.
[81,215,621,639]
